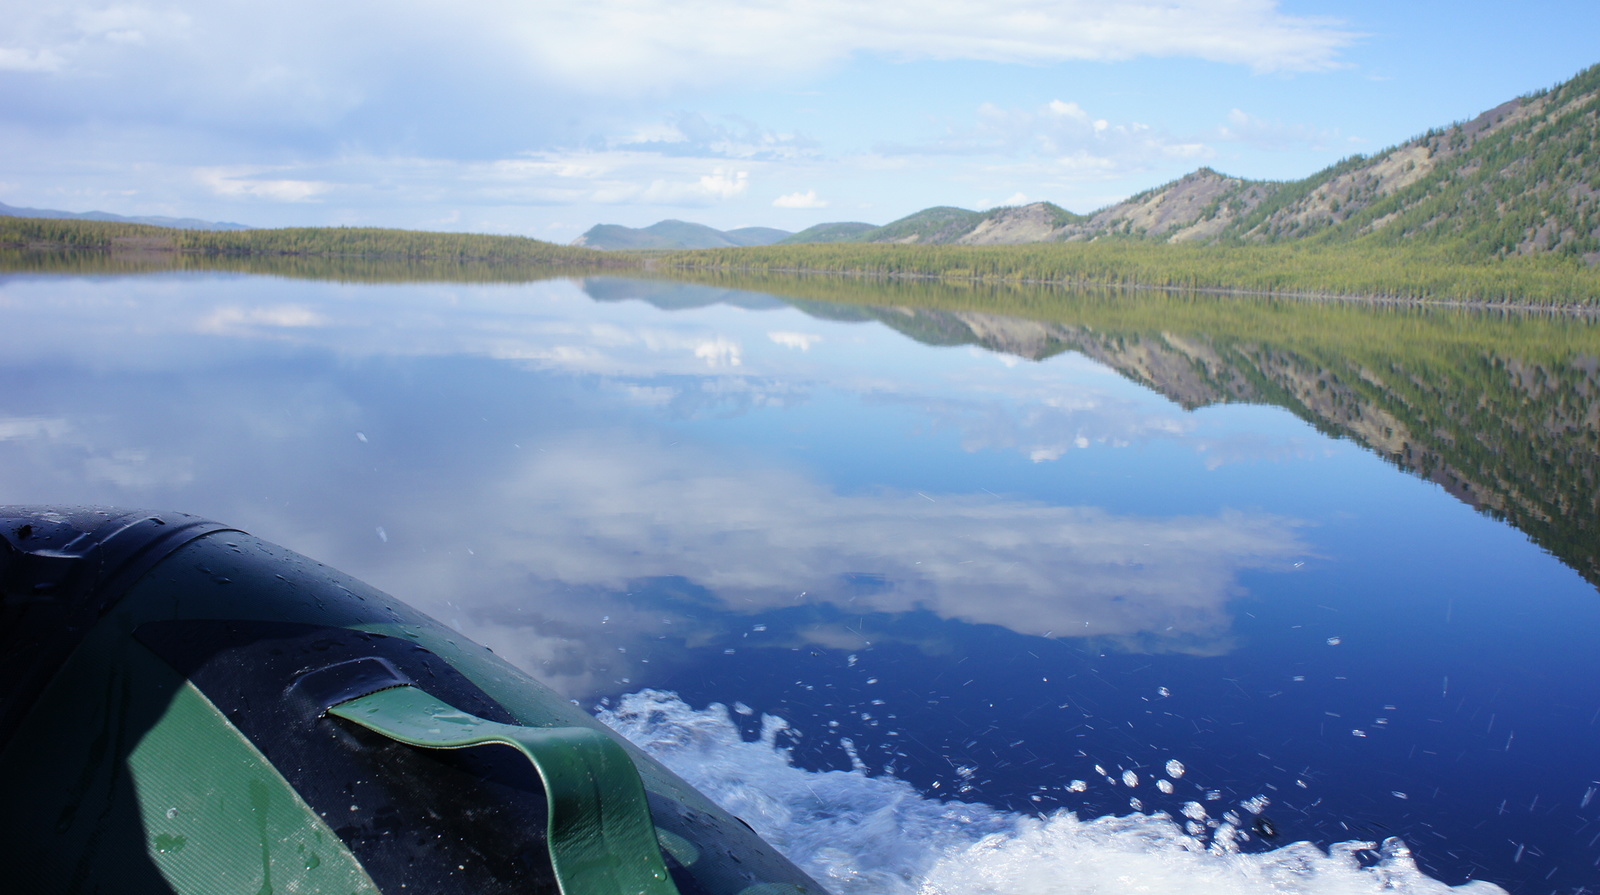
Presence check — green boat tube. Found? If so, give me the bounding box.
[0,506,828,895]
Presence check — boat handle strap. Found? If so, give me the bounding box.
[329,684,679,895]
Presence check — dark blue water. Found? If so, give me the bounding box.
[1,269,1596,893]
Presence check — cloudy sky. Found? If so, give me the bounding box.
[3,1,1597,240]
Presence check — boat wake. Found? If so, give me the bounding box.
[599,690,1509,895]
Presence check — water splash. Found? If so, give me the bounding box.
[598,690,1507,895]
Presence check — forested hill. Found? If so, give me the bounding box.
[779,61,1600,262]
[0,200,249,231]
[0,217,630,267]
[573,220,792,250]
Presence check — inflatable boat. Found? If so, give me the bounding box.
[0,506,826,895]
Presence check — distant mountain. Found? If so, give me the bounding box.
[0,200,249,231]
[743,61,1600,262]
[723,226,793,246]
[776,222,877,244]
[572,220,792,250]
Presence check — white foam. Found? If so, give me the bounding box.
[598,690,1508,895]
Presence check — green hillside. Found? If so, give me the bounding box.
[724,226,793,247]
[573,220,792,250]
[861,206,987,243]
[777,222,878,244]
[0,217,630,267]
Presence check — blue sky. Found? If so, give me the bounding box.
[2,1,1597,241]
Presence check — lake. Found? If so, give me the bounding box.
[2,260,1597,894]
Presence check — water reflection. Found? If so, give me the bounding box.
[663,274,1600,591]
[372,434,1307,691]
[0,270,1311,687]
[2,263,1598,891]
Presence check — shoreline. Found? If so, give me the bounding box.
[654,260,1600,317]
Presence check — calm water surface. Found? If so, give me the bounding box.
[1,267,1597,894]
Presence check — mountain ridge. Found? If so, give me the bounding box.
[591,61,1600,263]
[0,200,249,231]
[572,219,793,250]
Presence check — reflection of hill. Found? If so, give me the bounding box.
[882,308,1600,589]
[652,270,1600,591]
[581,276,790,311]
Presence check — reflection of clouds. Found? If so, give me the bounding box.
[372,436,1307,692]
[620,384,681,406]
[82,448,196,489]
[693,337,743,368]
[1,275,1322,696]
[769,331,821,351]
[0,276,1235,458]
[1191,432,1331,470]
[880,389,1194,464]
[482,322,754,378]
[0,414,198,490]
[198,304,328,334]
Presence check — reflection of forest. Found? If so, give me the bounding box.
[0,249,616,284]
[863,306,1600,592]
[585,273,1600,592]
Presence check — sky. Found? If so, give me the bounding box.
[2,1,1598,241]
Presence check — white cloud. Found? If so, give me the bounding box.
[198,168,332,202]
[2,2,1352,98]
[979,191,1031,209]
[0,47,65,72]
[695,168,749,199]
[610,112,820,162]
[505,0,1354,92]
[0,0,1358,228]
[0,415,70,440]
[881,99,1215,184]
[618,166,749,205]
[773,189,828,209]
